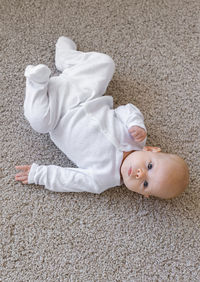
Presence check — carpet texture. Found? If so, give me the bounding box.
[1,0,200,280]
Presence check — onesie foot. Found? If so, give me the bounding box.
[24,64,51,83]
[55,36,77,72]
[56,36,77,51]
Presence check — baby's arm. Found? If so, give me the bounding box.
[15,164,101,194]
[115,103,147,142]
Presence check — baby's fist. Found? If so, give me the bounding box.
[128,126,147,142]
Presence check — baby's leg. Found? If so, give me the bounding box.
[24,64,54,134]
[55,36,80,72]
[55,36,115,99]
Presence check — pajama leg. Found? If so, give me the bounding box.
[55,36,80,72]
[55,36,115,99]
[24,64,56,134]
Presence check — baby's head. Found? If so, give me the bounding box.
[121,146,189,199]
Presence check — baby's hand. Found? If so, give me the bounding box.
[15,165,31,184]
[128,126,147,142]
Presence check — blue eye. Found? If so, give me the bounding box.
[148,162,153,170]
[144,181,148,188]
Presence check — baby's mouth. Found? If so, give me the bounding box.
[128,167,132,176]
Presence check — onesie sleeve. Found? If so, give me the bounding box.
[114,103,146,131]
[28,163,102,194]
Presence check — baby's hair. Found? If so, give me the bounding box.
[160,154,189,199]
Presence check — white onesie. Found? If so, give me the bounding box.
[24,37,146,194]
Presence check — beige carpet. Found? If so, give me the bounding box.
[1,0,200,280]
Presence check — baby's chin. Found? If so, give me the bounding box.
[120,164,128,180]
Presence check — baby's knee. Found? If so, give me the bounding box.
[24,110,51,134]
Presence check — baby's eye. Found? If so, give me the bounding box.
[148,162,153,170]
[144,181,148,188]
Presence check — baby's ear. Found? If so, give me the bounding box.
[143,146,161,153]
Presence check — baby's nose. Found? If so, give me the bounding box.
[136,168,145,179]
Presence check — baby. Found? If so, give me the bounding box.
[15,36,189,199]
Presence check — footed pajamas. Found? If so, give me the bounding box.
[24,37,146,193]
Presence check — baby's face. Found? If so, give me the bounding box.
[120,150,188,199]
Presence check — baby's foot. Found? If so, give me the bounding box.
[24,64,51,83]
[56,36,77,52]
[55,36,77,71]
